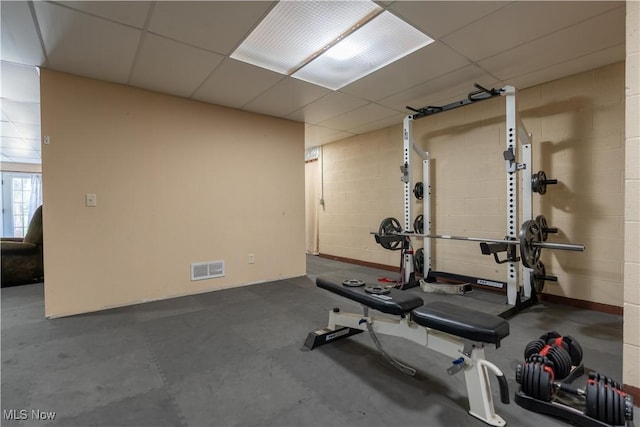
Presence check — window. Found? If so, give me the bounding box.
[1,172,42,238]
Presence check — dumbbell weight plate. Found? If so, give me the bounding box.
[563,335,584,367]
[598,378,606,423]
[532,363,541,400]
[524,339,546,360]
[586,379,598,420]
[547,345,572,379]
[539,365,553,402]
[611,387,624,426]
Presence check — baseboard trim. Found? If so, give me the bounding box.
[622,384,640,407]
[318,253,398,273]
[317,253,624,316]
[537,293,623,315]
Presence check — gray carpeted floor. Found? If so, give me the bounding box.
[1,255,636,426]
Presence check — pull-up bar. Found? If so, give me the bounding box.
[406,84,503,120]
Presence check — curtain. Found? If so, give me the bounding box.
[305,160,320,255]
[28,174,42,221]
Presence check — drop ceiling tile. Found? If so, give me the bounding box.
[129,34,224,98]
[1,61,40,102]
[348,112,406,135]
[243,78,330,118]
[1,121,40,141]
[0,1,45,65]
[479,6,625,81]
[379,65,497,112]
[319,131,356,145]
[11,122,41,141]
[442,1,623,62]
[339,42,470,101]
[192,58,283,109]
[57,1,152,28]
[507,44,625,90]
[389,1,508,39]
[319,103,403,131]
[286,92,369,124]
[34,2,141,83]
[148,1,275,55]
[0,136,40,151]
[1,146,40,161]
[305,125,353,147]
[1,100,40,125]
[0,121,20,138]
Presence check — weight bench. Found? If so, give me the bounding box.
[303,277,511,427]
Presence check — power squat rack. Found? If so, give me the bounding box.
[377,84,585,318]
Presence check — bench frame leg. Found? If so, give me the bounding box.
[310,308,507,427]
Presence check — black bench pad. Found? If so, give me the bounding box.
[411,302,509,345]
[316,277,424,316]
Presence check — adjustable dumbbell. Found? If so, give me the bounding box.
[516,362,634,425]
[524,332,582,379]
[584,372,634,426]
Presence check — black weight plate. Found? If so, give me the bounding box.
[598,379,606,423]
[586,380,598,419]
[414,248,425,274]
[515,363,523,385]
[539,367,552,402]
[525,363,534,396]
[535,215,549,241]
[413,182,424,200]
[547,345,571,379]
[414,214,424,234]
[611,388,624,426]
[519,220,542,269]
[531,261,546,294]
[532,363,541,400]
[563,335,583,366]
[524,339,545,360]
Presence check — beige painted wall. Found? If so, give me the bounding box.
[624,0,640,393]
[320,62,626,308]
[40,70,305,317]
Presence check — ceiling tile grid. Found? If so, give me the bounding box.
[128,33,225,98]
[0,0,628,161]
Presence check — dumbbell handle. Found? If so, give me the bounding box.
[556,382,586,396]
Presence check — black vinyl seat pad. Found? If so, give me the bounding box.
[411,302,510,345]
[316,277,424,316]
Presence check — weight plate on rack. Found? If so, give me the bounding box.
[519,220,542,269]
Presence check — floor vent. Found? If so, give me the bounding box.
[191,260,225,281]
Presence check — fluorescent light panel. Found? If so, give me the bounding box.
[294,11,434,90]
[231,1,434,90]
[231,1,381,75]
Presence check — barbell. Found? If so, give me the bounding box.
[375,217,585,269]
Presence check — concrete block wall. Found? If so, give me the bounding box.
[319,61,626,308]
[624,0,640,396]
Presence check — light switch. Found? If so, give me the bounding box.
[86,193,97,207]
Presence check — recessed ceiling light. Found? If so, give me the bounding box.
[231,1,434,90]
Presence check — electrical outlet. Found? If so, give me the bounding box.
[248,254,255,264]
[85,193,97,207]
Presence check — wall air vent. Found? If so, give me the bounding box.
[191,260,225,281]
